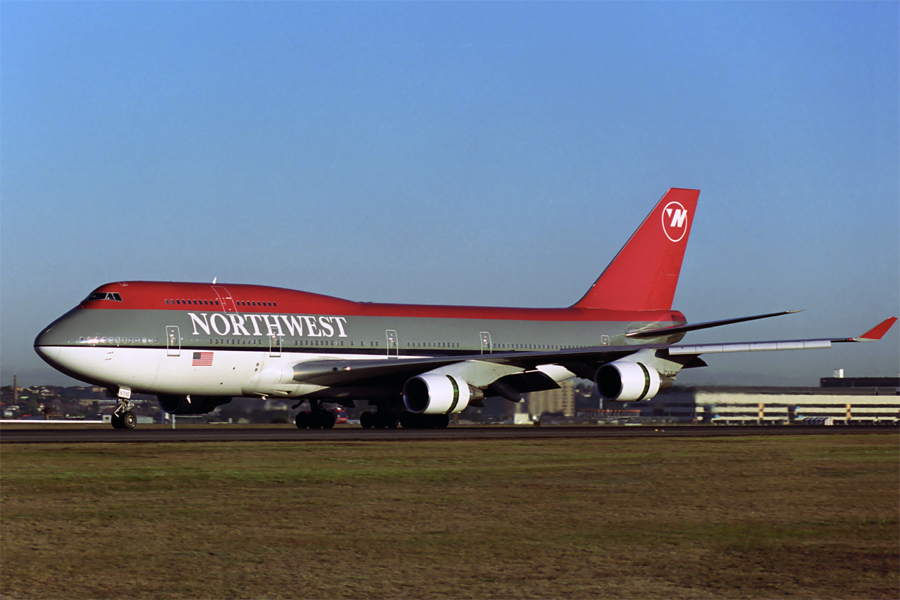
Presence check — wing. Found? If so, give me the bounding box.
[668,316,899,355]
[288,317,897,398]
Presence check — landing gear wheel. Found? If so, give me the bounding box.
[360,412,375,429]
[121,411,138,429]
[399,413,450,429]
[318,411,336,429]
[296,410,337,429]
[111,390,136,430]
[374,412,398,429]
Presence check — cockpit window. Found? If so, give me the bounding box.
[86,292,123,302]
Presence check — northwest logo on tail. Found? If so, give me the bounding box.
[662,201,689,242]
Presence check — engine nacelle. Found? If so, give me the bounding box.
[157,395,232,415]
[595,360,668,402]
[403,374,480,415]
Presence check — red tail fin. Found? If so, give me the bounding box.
[572,188,700,311]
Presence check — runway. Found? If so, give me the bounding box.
[1,424,896,444]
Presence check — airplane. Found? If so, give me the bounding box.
[34,188,897,430]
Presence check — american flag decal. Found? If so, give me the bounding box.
[192,352,214,366]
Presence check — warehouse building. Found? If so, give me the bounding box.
[609,377,899,425]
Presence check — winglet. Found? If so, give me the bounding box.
[855,317,898,341]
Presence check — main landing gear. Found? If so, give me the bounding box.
[359,411,450,429]
[293,400,337,429]
[399,412,450,429]
[360,411,398,429]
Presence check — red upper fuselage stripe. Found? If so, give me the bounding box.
[81,281,686,324]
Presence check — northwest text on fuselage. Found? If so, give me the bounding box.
[188,312,348,338]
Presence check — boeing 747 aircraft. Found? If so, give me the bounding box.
[34,189,897,429]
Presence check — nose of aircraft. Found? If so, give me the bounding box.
[34,327,62,364]
[34,344,61,364]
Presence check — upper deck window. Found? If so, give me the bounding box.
[86,292,123,302]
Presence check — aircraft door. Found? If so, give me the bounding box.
[480,331,492,354]
[166,326,181,357]
[385,330,398,358]
[269,335,282,358]
[212,286,237,312]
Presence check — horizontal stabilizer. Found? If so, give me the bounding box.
[627,310,801,339]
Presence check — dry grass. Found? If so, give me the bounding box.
[2,434,897,599]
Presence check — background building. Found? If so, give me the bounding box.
[608,377,899,425]
[523,381,577,419]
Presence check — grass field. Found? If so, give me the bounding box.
[2,433,897,599]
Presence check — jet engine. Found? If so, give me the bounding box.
[157,395,232,415]
[402,374,482,415]
[594,360,670,402]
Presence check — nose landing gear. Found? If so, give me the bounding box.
[111,410,137,429]
[110,386,137,429]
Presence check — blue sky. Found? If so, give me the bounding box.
[2,2,898,387]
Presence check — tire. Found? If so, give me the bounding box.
[399,412,416,429]
[360,412,375,429]
[374,412,398,429]
[121,411,138,429]
[111,414,125,429]
[295,412,310,429]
